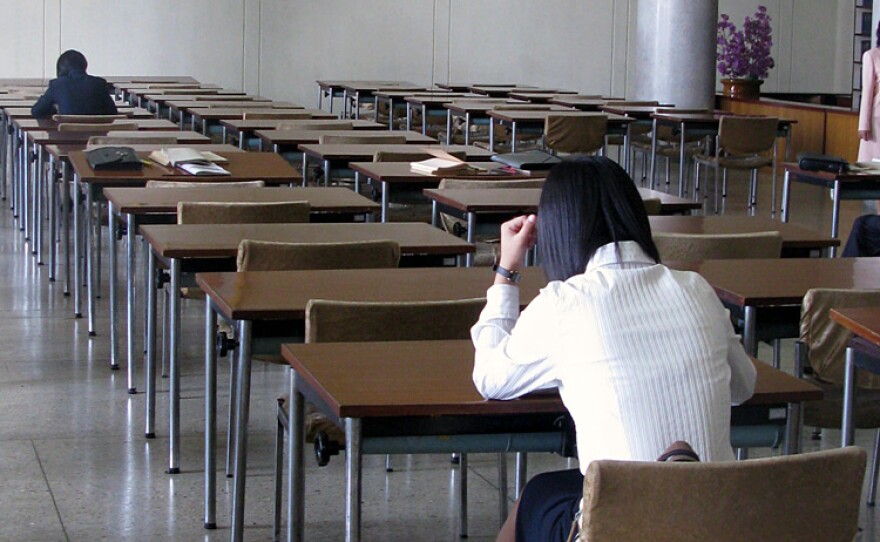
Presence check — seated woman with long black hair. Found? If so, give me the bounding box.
[471,157,757,542]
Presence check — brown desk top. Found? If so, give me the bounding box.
[171,101,297,111]
[443,100,533,114]
[317,80,414,89]
[0,99,38,109]
[830,307,880,347]
[254,129,437,146]
[468,85,539,96]
[782,164,880,183]
[31,130,209,147]
[150,94,268,104]
[423,187,700,215]
[376,90,470,99]
[45,138,225,160]
[188,108,330,121]
[339,82,423,93]
[140,222,474,259]
[107,76,200,85]
[351,162,541,183]
[404,94,482,106]
[507,91,579,102]
[281,339,820,418]
[196,266,545,320]
[5,106,153,119]
[104,186,379,216]
[548,97,611,111]
[221,118,383,132]
[299,144,493,162]
[648,216,839,250]
[487,110,631,125]
[69,151,299,186]
[668,258,880,308]
[15,118,178,132]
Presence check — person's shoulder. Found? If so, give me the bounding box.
[865,48,880,62]
[88,74,109,84]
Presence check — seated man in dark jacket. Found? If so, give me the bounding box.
[31,50,118,119]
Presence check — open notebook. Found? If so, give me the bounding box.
[148,148,231,176]
[410,149,484,175]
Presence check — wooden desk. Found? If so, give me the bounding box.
[255,129,437,154]
[374,90,471,130]
[186,107,332,134]
[424,186,701,265]
[486,110,631,153]
[648,215,839,257]
[352,161,543,223]
[507,91,579,103]
[221,118,383,149]
[140,222,473,477]
[280,339,820,541]
[338,81,423,120]
[69,151,300,337]
[404,94,481,134]
[781,164,880,256]
[830,307,880,446]
[468,85,539,97]
[670,258,880,357]
[548,96,614,111]
[442,100,532,144]
[147,94,269,118]
[316,80,419,114]
[299,144,492,186]
[105,186,379,392]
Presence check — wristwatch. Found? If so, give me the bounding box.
[492,263,522,284]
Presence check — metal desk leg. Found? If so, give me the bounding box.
[431,201,439,228]
[205,302,218,530]
[648,119,658,190]
[126,214,138,392]
[489,119,495,153]
[783,400,802,455]
[48,156,57,280]
[168,257,181,474]
[510,121,518,153]
[301,154,309,186]
[780,170,791,223]
[515,452,527,498]
[62,162,71,296]
[323,159,331,187]
[496,452,508,524]
[230,320,253,542]
[465,113,471,146]
[287,370,305,542]
[108,202,119,370]
[465,212,475,267]
[34,145,44,258]
[841,346,857,447]
[459,453,468,538]
[344,418,363,542]
[830,181,841,258]
[86,185,97,336]
[421,104,427,135]
[317,85,322,110]
[743,305,758,357]
[145,249,158,438]
[381,181,389,223]
[446,111,452,144]
[771,140,778,218]
[678,122,687,198]
[73,172,82,317]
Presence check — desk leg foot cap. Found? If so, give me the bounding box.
[385,467,394,473]
[127,388,137,395]
[145,432,156,439]
[109,364,120,370]
[226,473,234,479]
[74,312,82,318]
[88,331,96,337]
[166,467,180,475]
[204,523,216,530]
[48,277,55,282]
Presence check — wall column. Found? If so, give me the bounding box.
[630,0,717,108]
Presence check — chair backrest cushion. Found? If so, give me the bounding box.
[53,114,127,123]
[318,134,407,145]
[242,111,312,120]
[642,198,662,216]
[653,231,782,261]
[177,200,309,225]
[145,180,266,188]
[544,115,607,154]
[57,122,138,132]
[801,288,880,389]
[581,447,866,542]
[236,239,400,272]
[275,121,354,131]
[87,136,177,146]
[719,116,778,155]
[437,178,545,190]
[305,297,485,343]
[374,150,466,162]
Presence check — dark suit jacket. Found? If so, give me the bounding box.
[30,70,118,119]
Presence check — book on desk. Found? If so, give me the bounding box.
[148,147,230,176]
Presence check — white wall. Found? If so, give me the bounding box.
[0,0,856,104]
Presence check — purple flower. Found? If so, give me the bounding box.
[717,6,774,79]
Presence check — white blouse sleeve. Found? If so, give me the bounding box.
[724,310,757,405]
[470,283,561,400]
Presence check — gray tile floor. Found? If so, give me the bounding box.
[0,165,879,541]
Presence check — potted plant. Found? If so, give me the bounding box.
[717,6,775,99]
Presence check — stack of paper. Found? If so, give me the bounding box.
[148,148,231,176]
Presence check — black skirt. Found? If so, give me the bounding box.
[515,468,584,542]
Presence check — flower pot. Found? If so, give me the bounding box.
[721,78,763,100]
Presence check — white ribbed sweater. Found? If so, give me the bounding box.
[471,242,756,471]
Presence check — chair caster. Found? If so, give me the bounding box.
[314,431,341,467]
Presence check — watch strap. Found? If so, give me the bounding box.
[492,263,522,283]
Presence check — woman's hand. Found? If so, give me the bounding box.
[859,129,871,141]
[497,214,538,273]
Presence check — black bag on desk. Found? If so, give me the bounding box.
[797,152,848,173]
[86,146,143,171]
[491,150,561,171]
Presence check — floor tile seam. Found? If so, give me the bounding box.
[31,439,71,542]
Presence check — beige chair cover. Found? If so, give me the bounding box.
[544,115,607,154]
[145,180,265,188]
[653,231,782,261]
[176,201,310,225]
[236,239,400,272]
[318,134,407,145]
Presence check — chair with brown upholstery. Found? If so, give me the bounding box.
[176,201,310,225]
[797,288,880,506]
[603,101,660,166]
[242,111,313,120]
[652,231,783,261]
[275,120,354,131]
[630,108,712,192]
[274,297,490,540]
[692,116,778,213]
[145,180,266,189]
[543,114,608,156]
[87,135,177,146]
[57,122,138,131]
[236,239,400,273]
[579,447,865,542]
[53,114,127,123]
[642,197,663,216]
[317,133,407,145]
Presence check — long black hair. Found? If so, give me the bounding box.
[56,50,88,77]
[538,157,660,282]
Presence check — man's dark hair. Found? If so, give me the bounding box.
[56,50,88,77]
[538,157,660,282]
